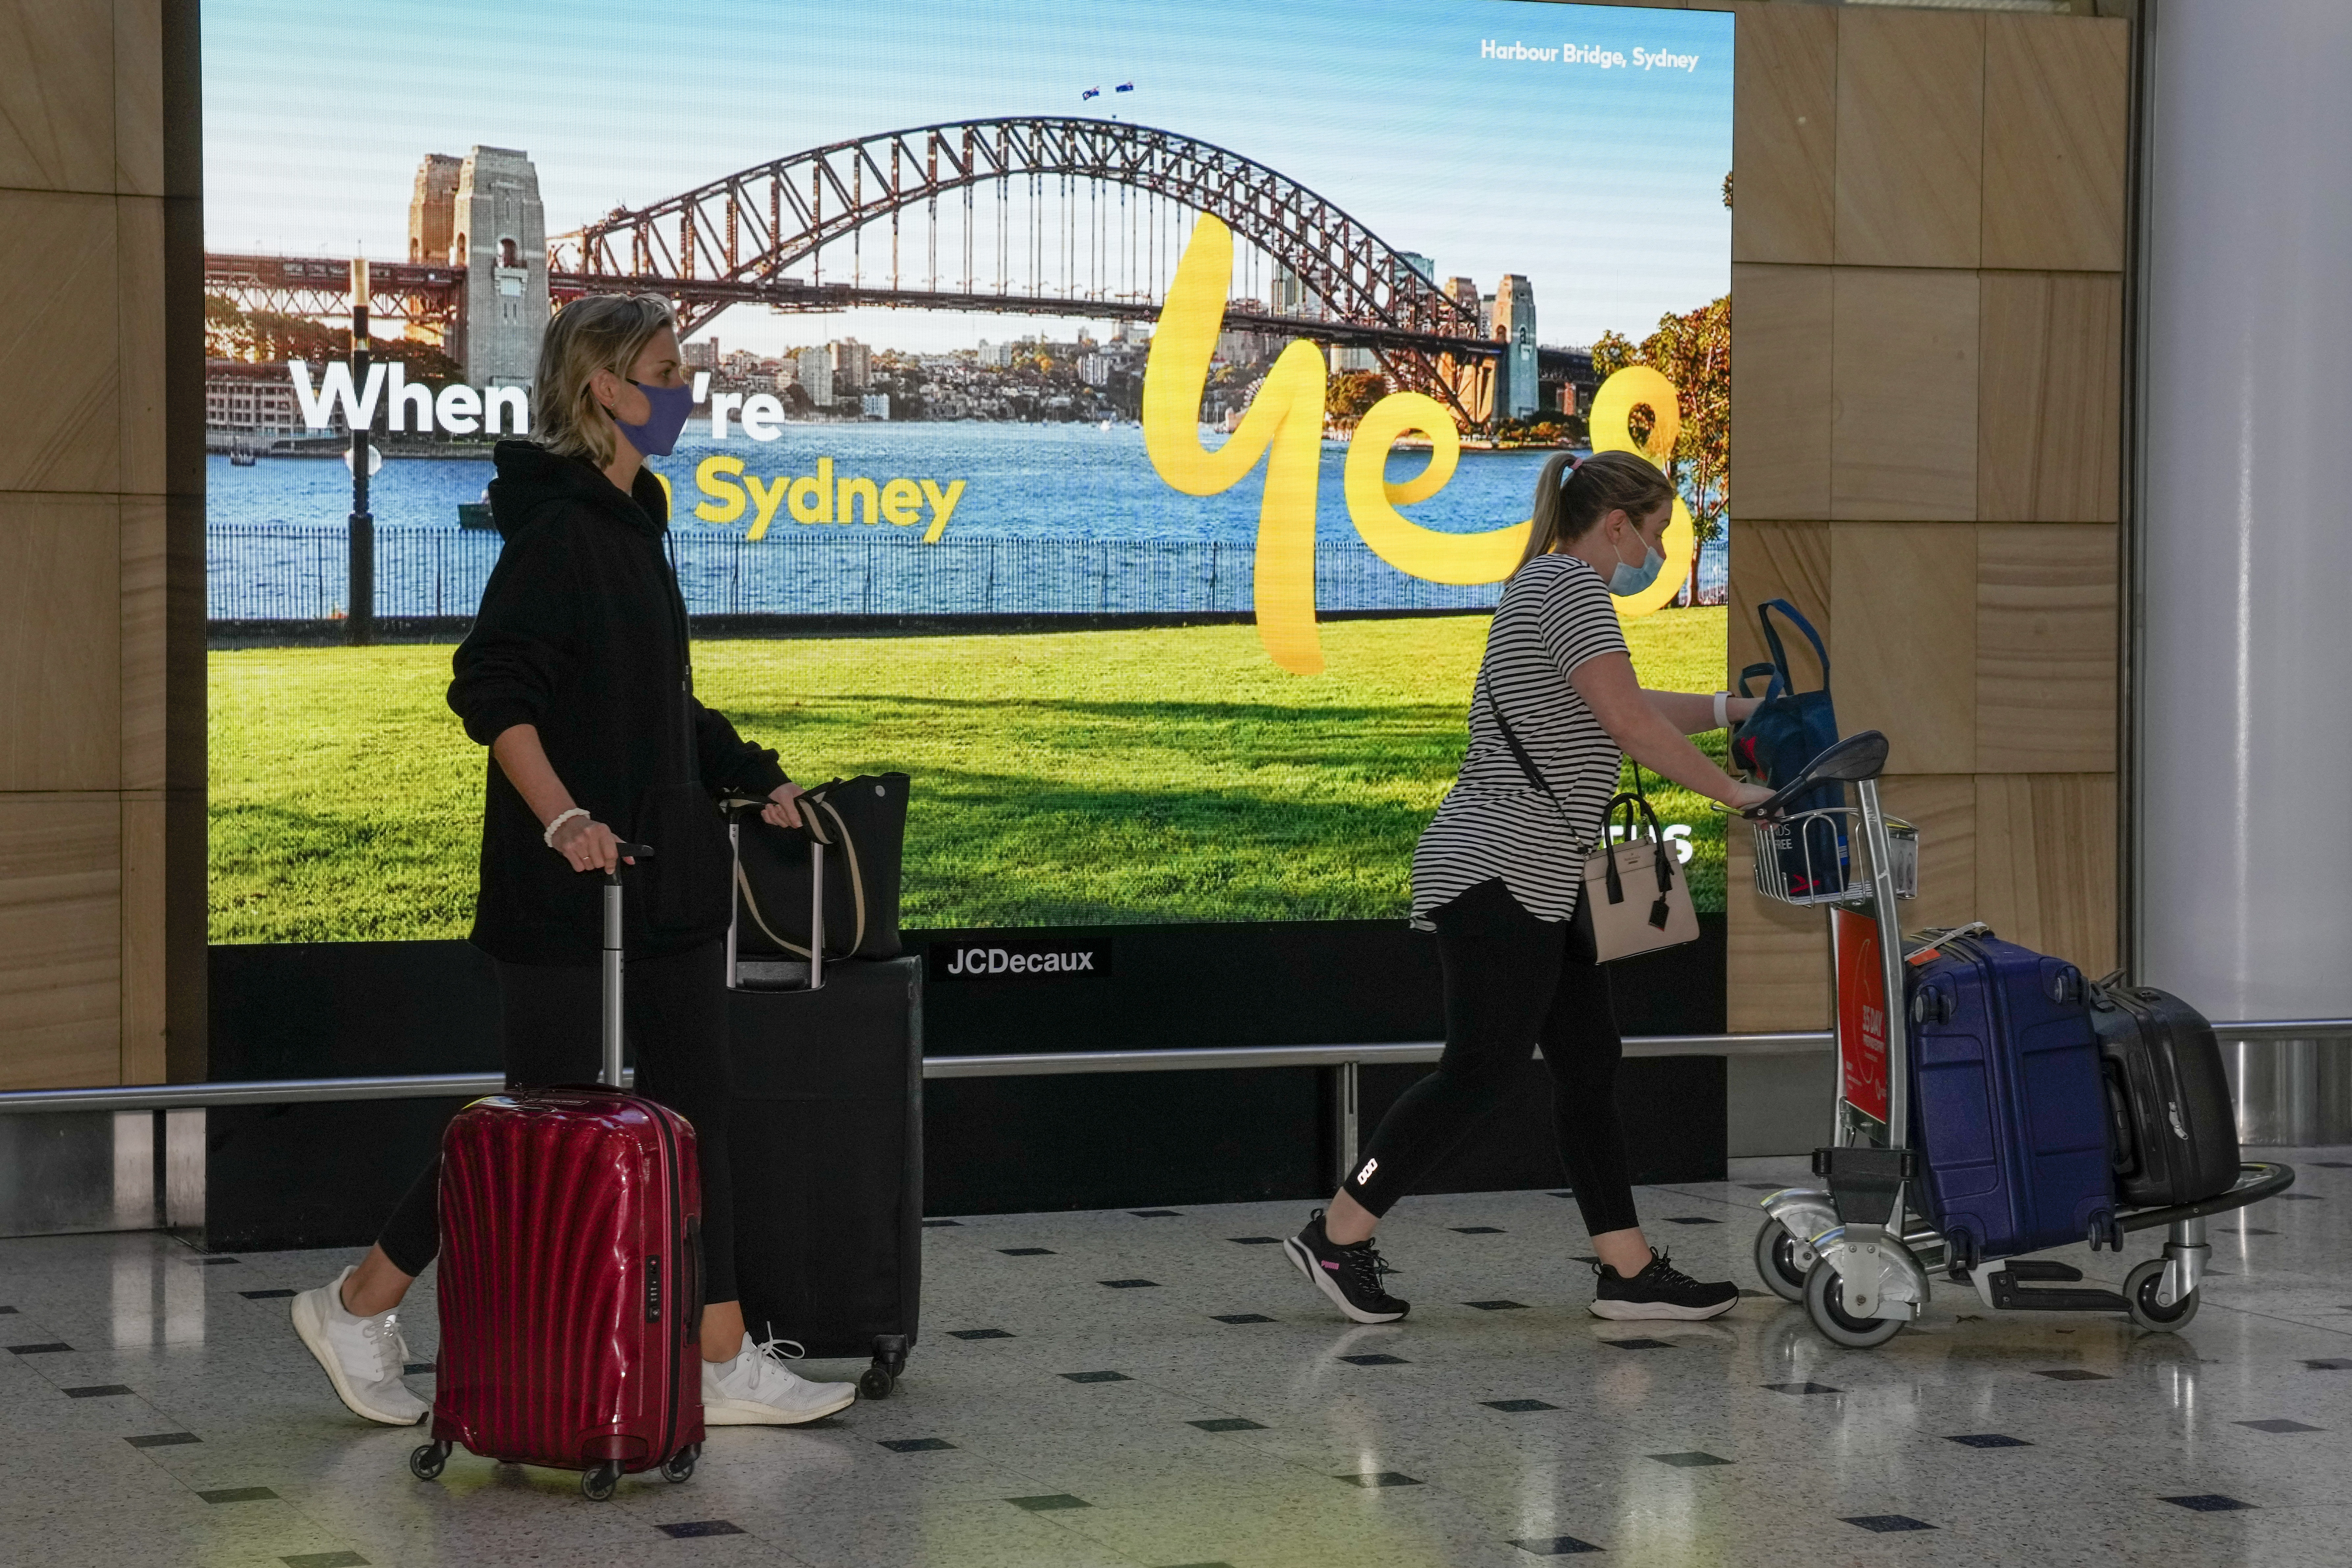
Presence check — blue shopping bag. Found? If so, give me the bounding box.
[1732,600,1846,896]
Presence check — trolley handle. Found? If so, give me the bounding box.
[1739,730,1891,820]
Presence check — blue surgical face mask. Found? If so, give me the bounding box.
[613,379,694,457]
[1608,535,1667,596]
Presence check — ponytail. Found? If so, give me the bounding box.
[1517,450,1676,573]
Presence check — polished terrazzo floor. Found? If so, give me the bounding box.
[4,1148,2350,1567]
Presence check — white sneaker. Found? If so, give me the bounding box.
[701,1334,857,1426]
[290,1265,430,1426]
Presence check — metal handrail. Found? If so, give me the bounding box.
[1,1018,2339,1116]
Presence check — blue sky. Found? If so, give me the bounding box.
[204,0,1729,351]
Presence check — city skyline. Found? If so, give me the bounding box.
[203,0,1730,354]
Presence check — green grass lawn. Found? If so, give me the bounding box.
[208,609,1729,941]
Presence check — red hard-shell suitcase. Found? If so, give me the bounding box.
[410,852,706,1501]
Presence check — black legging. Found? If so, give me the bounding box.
[377,940,739,1304]
[1343,877,1641,1238]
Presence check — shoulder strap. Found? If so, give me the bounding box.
[1479,680,1559,809]
[1756,600,1829,693]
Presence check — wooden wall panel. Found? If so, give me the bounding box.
[1831,268,1979,521]
[0,797,121,1091]
[111,0,165,199]
[120,793,166,1083]
[1982,14,2129,272]
[1730,263,1833,519]
[1725,519,1828,694]
[1730,2,1836,265]
[0,494,121,790]
[1977,271,2122,524]
[116,194,167,495]
[119,498,165,790]
[1974,773,2116,976]
[1977,524,2116,773]
[1834,9,1985,270]
[0,0,116,193]
[1727,825,1831,1032]
[0,191,120,493]
[1876,774,1977,932]
[1830,524,1977,775]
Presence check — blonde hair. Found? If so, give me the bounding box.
[1517,450,1677,573]
[531,293,676,466]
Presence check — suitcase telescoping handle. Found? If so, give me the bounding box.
[723,803,826,993]
[601,844,657,1089]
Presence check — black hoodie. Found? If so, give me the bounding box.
[448,441,788,964]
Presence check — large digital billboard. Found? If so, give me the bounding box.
[202,0,1733,940]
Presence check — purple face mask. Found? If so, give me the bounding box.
[613,380,694,457]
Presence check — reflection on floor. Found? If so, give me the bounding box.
[5,1151,2351,1567]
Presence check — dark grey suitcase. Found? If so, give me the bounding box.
[2091,981,2239,1210]
[722,816,924,1399]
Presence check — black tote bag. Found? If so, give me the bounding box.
[733,773,909,961]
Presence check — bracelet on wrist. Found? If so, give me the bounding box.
[1712,690,1730,730]
[542,807,590,847]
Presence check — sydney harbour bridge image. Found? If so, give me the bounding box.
[204,116,1592,430]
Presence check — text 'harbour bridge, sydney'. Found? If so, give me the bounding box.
[206,117,1590,428]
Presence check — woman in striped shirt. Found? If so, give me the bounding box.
[1284,451,1774,1324]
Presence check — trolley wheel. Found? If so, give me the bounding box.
[2124,1258,2199,1332]
[660,1444,699,1484]
[1753,1219,1813,1304]
[580,1461,621,1503]
[859,1364,896,1400]
[407,1441,450,1482]
[1804,1261,1906,1349]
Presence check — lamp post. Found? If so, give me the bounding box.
[348,258,375,645]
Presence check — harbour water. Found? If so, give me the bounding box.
[205,422,1727,620]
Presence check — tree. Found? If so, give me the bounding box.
[1590,295,1729,606]
[1325,369,1388,423]
[205,294,464,381]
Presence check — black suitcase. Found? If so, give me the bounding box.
[724,816,925,1400]
[2090,980,2239,1209]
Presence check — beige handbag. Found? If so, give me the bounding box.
[1482,683,1699,962]
[1578,788,1700,962]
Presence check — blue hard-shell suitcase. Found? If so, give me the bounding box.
[1906,934,2116,1269]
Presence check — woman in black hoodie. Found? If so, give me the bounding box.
[290,295,854,1428]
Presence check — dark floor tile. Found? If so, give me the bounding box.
[2035,1369,2110,1381]
[0,1306,13,1314]
[1227,1236,1281,1245]
[947,1328,1014,1340]
[2305,1359,2352,1370]
[7,1343,70,1355]
[2217,1226,2277,1236]
[878,1437,957,1452]
[1155,1562,1238,1568]
[1007,1493,1091,1511]
[63,1385,133,1398]
[1131,1209,1181,1218]
[1340,1353,1408,1365]
[922,1219,962,1228]
[1548,1191,1577,1198]
[1061,1371,1130,1383]
[1739,1182,1784,1190]
[1509,1535,1603,1555]
[1648,1452,1731,1467]
[1484,1399,1559,1412]
[1211,1313,1275,1324]
[2277,1192,2323,1200]
[126,1433,201,1449]
[2161,1495,2253,1512]
[1336,1472,1421,1488]
[1451,1226,1505,1234]
[999,1247,1055,1256]
[1602,1338,1674,1350]
[402,1362,435,1375]
[2311,1161,2352,1169]
[1844,1515,1935,1533]
[1571,1254,1599,1265]
[1100,1279,1159,1289]
[281,1555,369,1568]
[2235,1419,2323,1433]
[1465,1300,1529,1311]
[1190,1418,1266,1432]
[1948,1433,2032,1448]
[198,1487,278,1504]
[193,1257,241,1266]
[656,1521,745,1538]
[1661,1216,1722,1225]
[240,1289,297,1300]
[1763,1382,1841,1395]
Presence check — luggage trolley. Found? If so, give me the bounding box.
[1738,732,2295,1348]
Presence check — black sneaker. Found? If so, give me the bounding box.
[1282,1210,1409,1324]
[1589,1249,1739,1321]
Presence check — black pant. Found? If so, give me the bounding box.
[1343,878,1641,1238]
[377,940,739,1305]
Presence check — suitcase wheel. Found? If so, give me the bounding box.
[859,1363,897,1400]
[581,1461,621,1503]
[660,1445,699,1484]
[2124,1259,2200,1332]
[407,1441,450,1483]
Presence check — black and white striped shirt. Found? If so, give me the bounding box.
[1411,554,1627,925]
